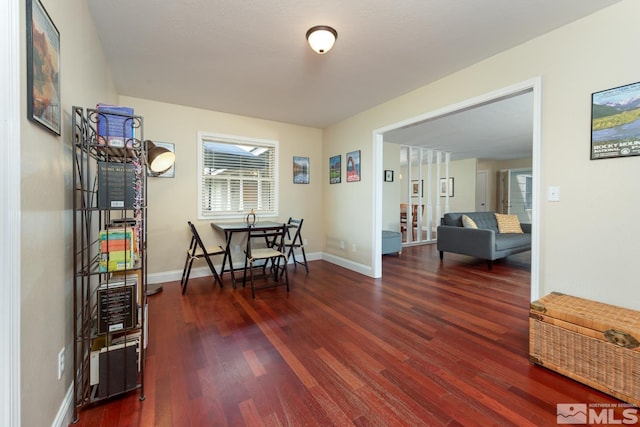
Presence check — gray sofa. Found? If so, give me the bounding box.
[436,212,531,269]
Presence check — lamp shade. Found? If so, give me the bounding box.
[146,140,176,174]
[306,25,337,54]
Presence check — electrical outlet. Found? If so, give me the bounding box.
[339,240,345,249]
[303,238,308,246]
[58,347,65,380]
[352,243,357,252]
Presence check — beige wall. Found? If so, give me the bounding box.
[118,96,324,278]
[324,0,640,310]
[19,0,117,425]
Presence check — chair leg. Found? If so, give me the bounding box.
[180,252,190,287]
[203,255,223,288]
[181,258,194,295]
[300,247,309,274]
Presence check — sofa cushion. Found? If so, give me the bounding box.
[495,233,531,251]
[495,213,523,234]
[442,212,498,232]
[461,214,478,229]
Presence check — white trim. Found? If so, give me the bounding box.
[0,0,21,425]
[51,385,74,427]
[147,252,323,284]
[373,77,543,301]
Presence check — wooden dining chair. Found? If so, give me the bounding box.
[180,221,225,295]
[242,224,289,298]
[283,217,309,274]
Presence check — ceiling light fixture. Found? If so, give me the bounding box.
[306,25,338,54]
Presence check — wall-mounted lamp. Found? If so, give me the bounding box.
[306,25,338,54]
[146,140,176,174]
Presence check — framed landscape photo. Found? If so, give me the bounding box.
[591,81,640,160]
[27,0,61,135]
[293,156,310,184]
[329,155,341,184]
[346,150,361,182]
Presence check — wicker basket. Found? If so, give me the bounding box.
[529,292,640,407]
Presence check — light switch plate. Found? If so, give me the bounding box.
[548,186,560,202]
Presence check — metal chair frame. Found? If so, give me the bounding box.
[180,221,225,295]
[242,224,290,298]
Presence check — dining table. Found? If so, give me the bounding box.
[210,221,285,288]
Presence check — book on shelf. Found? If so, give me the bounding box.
[110,269,143,305]
[97,161,138,210]
[96,104,135,148]
[96,280,137,335]
[92,339,140,398]
[98,227,139,272]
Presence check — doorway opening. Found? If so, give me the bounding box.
[373,77,542,301]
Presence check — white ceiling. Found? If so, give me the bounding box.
[384,91,534,161]
[87,0,620,157]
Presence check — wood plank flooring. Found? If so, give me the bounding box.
[74,244,621,426]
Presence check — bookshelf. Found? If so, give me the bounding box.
[71,106,147,422]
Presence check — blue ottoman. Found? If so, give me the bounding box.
[382,230,402,255]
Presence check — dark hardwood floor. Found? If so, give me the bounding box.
[74,244,621,426]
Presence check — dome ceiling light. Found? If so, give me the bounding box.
[306,25,338,54]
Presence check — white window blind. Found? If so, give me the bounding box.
[198,132,278,219]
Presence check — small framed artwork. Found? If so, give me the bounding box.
[384,170,394,182]
[411,180,423,197]
[27,0,61,135]
[148,142,175,178]
[346,150,361,182]
[329,155,341,184]
[293,156,310,184]
[440,177,454,197]
[591,80,640,160]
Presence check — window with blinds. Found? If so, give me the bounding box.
[198,132,278,219]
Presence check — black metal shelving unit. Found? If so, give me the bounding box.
[71,106,147,423]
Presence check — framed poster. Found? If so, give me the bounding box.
[591,81,640,160]
[27,0,61,135]
[329,155,341,184]
[440,177,454,197]
[384,170,394,182]
[293,156,310,184]
[346,150,361,182]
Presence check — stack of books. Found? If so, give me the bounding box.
[98,227,138,272]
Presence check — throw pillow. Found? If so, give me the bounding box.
[495,213,523,234]
[461,214,478,229]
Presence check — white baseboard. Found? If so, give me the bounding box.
[52,383,73,427]
[321,253,373,277]
[147,251,324,284]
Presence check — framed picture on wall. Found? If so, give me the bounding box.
[439,177,454,197]
[591,80,640,160]
[293,156,310,184]
[411,180,423,197]
[346,150,361,182]
[384,170,394,182]
[26,0,61,135]
[329,155,341,184]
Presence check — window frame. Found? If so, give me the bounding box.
[197,131,279,220]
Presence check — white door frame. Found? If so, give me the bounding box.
[373,77,542,301]
[1,0,22,425]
